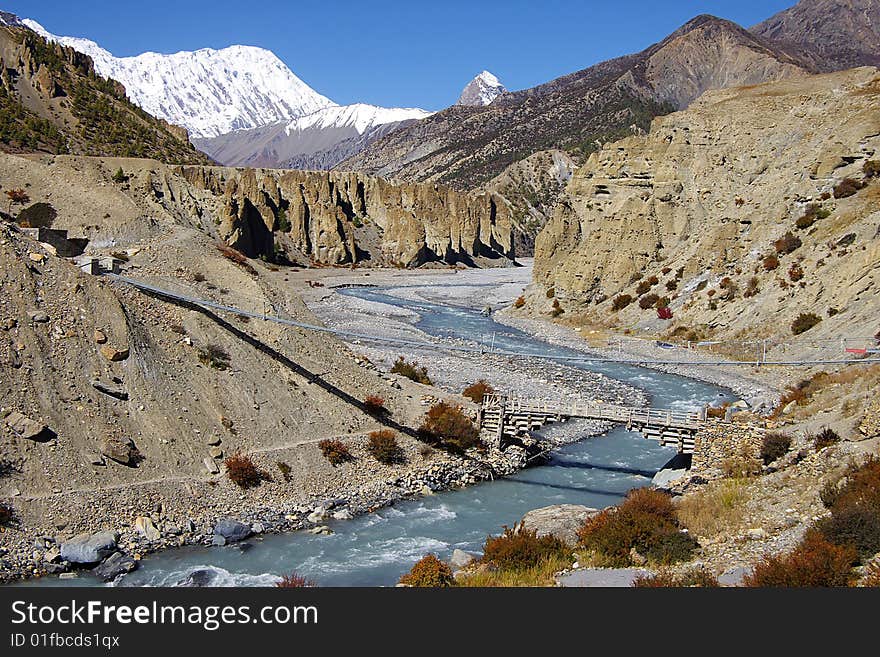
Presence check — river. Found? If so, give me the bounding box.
[18,283,733,587]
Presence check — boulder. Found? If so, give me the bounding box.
[91,379,128,400]
[5,411,53,442]
[212,518,252,543]
[134,516,161,541]
[100,345,129,362]
[449,549,477,571]
[92,551,137,582]
[93,329,108,344]
[27,311,49,323]
[60,531,118,564]
[209,446,223,459]
[203,457,219,474]
[519,504,599,546]
[101,437,137,465]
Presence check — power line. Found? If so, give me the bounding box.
[107,274,880,369]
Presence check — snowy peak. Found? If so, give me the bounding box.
[286,104,432,135]
[456,70,506,106]
[22,18,336,138]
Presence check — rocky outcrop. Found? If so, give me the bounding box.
[519,504,598,546]
[532,68,880,341]
[205,167,515,266]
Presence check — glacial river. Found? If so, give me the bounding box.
[21,285,732,587]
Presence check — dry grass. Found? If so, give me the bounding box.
[455,555,572,587]
[677,478,750,539]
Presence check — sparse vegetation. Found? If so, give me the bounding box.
[398,554,454,587]
[363,395,386,415]
[390,356,432,384]
[367,429,404,464]
[192,271,206,282]
[550,298,564,317]
[224,453,269,489]
[318,439,352,466]
[788,263,804,282]
[813,427,840,449]
[638,293,660,310]
[612,294,633,311]
[5,188,29,216]
[111,167,127,184]
[636,280,652,295]
[762,254,779,271]
[744,530,856,587]
[577,488,695,567]
[462,380,494,404]
[482,524,569,571]
[632,567,719,588]
[275,572,314,587]
[791,312,821,335]
[774,232,802,255]
[198,344,231,370]
[216,244,257,274]
[677,478,749,539]
[419,402,480,454]
[513,295,525,309]
[744,276,760,298]
[545,287,555,298]
[276,461,292,483]
[833,177,864,199]
[760,433,792,465]
[720,447,762,479]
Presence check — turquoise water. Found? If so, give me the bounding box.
[19,286,732,587]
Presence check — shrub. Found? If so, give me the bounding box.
[224,453,269,489]
[482,524,569,570]
[706,405,726,419]
[5,188,29,215]
[577,488,687,567]
[760,433,792,465]
[545,287,555,298]
[363,395,386,414]
[827,307,839,317]
[822,457,880,512]
[419,402,480,453]
[612,294,633,311]
[0,503,14,527]
[644,530,700,565]
[513,295,525,309]
[762,254,779,271]
[462,380,494,404]
[390,356,431,385]
[665,279,677,291]
[791,312,821,335]
[192,271,206,282]
[398,554,454,587]
[647,275,659,285]
[318,439,352,466]
[198,344,231,370]
[816,506,880,561]
[721,450,762,479]
[276,572,314,587]
[774,232,802,255]
[788,263,804,282]
[744,530,856,587]
[632,567,719,587]
[216,244,257,274]
[813,427,840,449]
[276,461,292,483]
[833,177,863,199]
[111,167,127,184]
[863,160,880,178]
[638,293,660,310]
[636,280,652,295]
[744,276,760,298]
[367,429,404,464]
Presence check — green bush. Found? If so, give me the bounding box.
[482,524,569,570]
[390,356,432,385]
[791,312,821,335]
[760,433,792,465]
[644,531,699,565]
[398,554,454,587]
[111,167,127,183]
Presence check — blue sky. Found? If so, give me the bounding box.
[8,0,795,110]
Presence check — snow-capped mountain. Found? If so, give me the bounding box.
[456,70,507,106]
[195,103,432,169]
[23,18,335,139]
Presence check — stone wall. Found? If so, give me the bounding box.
[860,396,880,439]
[691,420,766,476]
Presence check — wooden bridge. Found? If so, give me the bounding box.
[479,393,706,454]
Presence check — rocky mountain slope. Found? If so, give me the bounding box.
[194,104,431,170]
[339,15,810,190]
[0,21,208,163]
[752,0,880,72]
[456,70,507,106]
[0,153,514,267]
[529,67,880,349]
